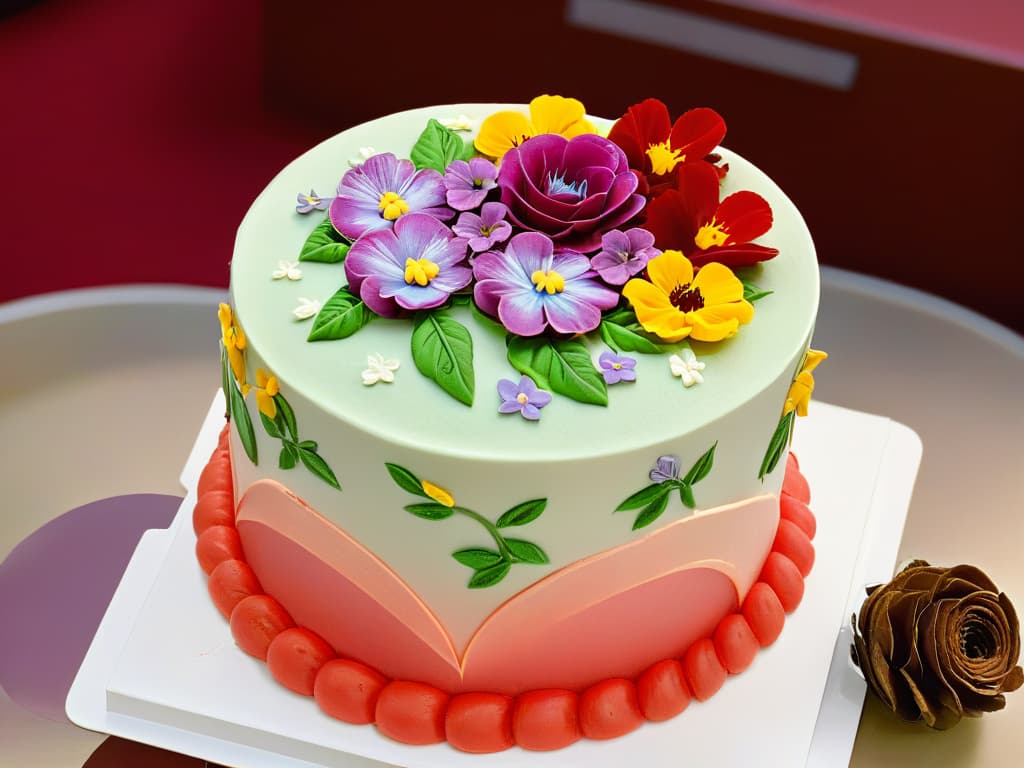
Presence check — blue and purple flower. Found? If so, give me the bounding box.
[452,202,512,253]
[296,189,330,214]
[590,228,661,285]
[473,232,619,336]
[497,376,552,421]
[649,455,680,483]
[329,153,451,240]
[444,157,498,211]
[599,351,637,384]
[344,213,471,317]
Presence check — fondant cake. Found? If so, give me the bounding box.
[195,96,826,752]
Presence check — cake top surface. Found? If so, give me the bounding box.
[230,101,819,461]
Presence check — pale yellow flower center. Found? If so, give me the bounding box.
[378,191,410,221]
[404,258,440,286]
[531,269,565,294]
[516,392,529,404]
[695,218,730,250]
[421,480,455,508]
[646,141,684,175]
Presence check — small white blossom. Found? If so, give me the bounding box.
[669,348,705,388]
[362,353,400,385]
[272,260,302,281]
[440,114,478,132]
[348,146,377,167]
[292,297,322,320]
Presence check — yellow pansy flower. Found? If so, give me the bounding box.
[218,303,247,387]
[622,250,753,343]
[475,95,597,162]
[783,350,827,417]
[249,367,280,419]
[421,480,455,508]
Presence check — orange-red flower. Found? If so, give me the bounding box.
[643,162,778,269]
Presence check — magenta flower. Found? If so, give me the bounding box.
[599,351,637,384]
[444,157,498,211]
[473,232,618,336]
[590,228,661,285]
[497,133,646,252]
[497,376,552,421]
[329,153,451,240]
[452,202,512,253]
[344,213,471,317]
[296,189,330,214]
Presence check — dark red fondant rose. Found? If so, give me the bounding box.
[852,561,1023,729]
[496,133,645,253]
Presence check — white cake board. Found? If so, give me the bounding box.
[67,395,920,768]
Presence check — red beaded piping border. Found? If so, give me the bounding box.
[194,425,817,753]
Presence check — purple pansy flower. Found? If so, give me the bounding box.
[590,228,661,285]
[599,351,637,384]
[473,232,618,336]
[344,213,471,317]
[296,189,330,214]
[329,153,451,240]
[497,133,646,252]
[444,157,498,211]
[497,376,552,421]
[649,455,680,483]
[452,202,512,253]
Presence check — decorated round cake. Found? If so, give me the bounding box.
[196,96,826,752]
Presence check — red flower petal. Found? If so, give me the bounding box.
[607,98,672,173]
[643,189,696,253]
[689,243,779,270]
[716,190,774,244]
[668,108,727,165]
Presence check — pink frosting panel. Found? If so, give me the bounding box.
[235,481,779,694]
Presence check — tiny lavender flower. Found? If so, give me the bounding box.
[362,353,400,385]
[497,376,552,421]
[598,351,637,384]
[649,455,680,483]
[452,202,512,253]
[296,189,330,214]
[293,297,321,320]
[669,347,705,387]
[272,260,302,281]
[444,157,499,211]
[590,228,661,285]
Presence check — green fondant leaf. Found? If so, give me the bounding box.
[461,138,477,161]
[468,561,511,589]
[298,447,340,490]
[681,441,717,486]
[405,502,455,520]
[279,442,298,470]
[759,410,795,480]
[599,321,662,354]
[220,345,232,419]
[495,498,547,528]
[632,491,671,530]
[274,394,298,441]
[228,380,258,464]
[411,311,475,406]
[452,548,503,569]
[307,287,371,342]
[742,280,774,303]
[299,439,318,451]
[410,119,465,173]
[679,483,696,509]
[469,299,506,333]
[259,411,283,439]
[602,307,638,327]
[507,336,608,406]
[505,538,549,565]
[385,463,427,497]
[615,482,670,512]
[299,215,350,263]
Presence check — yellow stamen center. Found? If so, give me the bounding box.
[516,393,529,404]
[613,362,622,370]
[531,269,565,294]
[695,218,730,250]
[378,191,410,221]
[646,141,685,175]
[404,258,440,286]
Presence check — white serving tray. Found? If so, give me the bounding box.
[67,395,920,768]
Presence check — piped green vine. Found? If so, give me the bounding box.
[615,443,717,530]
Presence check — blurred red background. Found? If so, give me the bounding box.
[2,0,1022,331]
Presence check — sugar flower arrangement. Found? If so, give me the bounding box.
[293,95,778,409]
